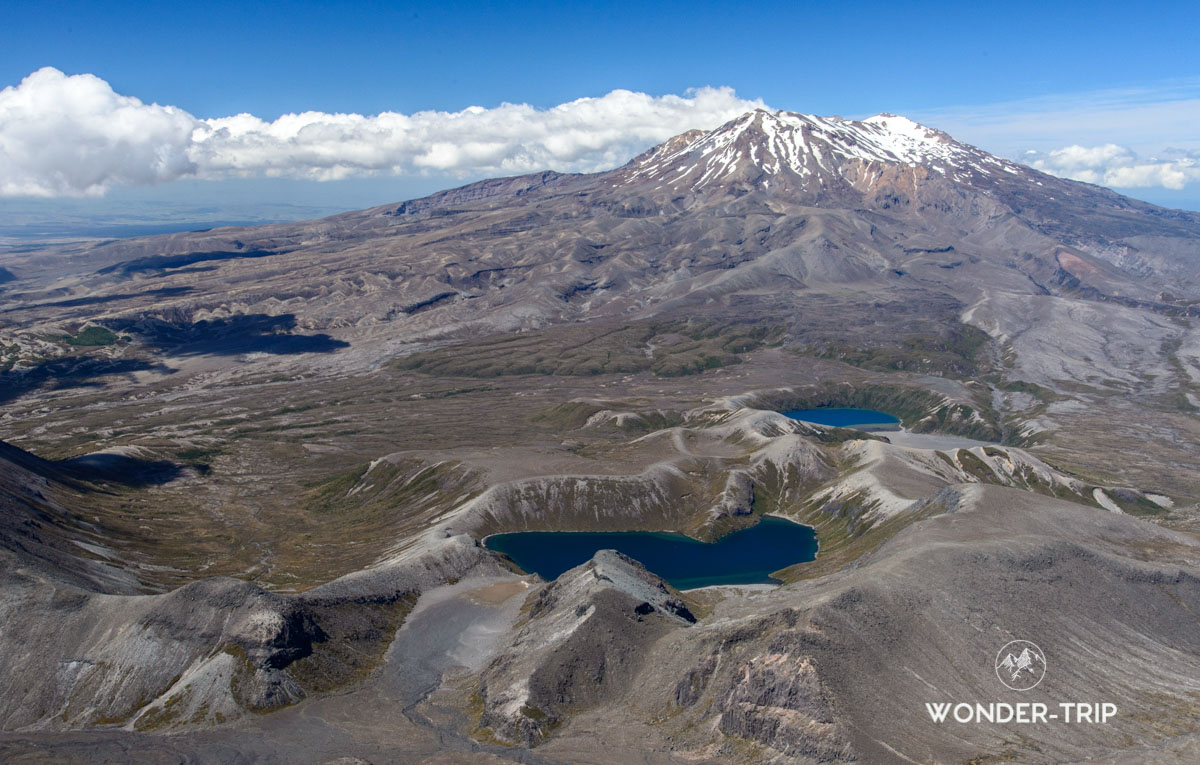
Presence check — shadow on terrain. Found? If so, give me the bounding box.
[0,357,173,405]
[2,286,195,314]
[0,440,65,479]
[1,315,343,404]
[98,248,284,276]
[0,221,268,240]
[0,440,196,491]
[160,265,220,277]
[118,313,349,357]
[59,452,195,487]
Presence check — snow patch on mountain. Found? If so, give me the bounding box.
[624,108,1029,192]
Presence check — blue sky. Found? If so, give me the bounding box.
[2,0,1199,223]
[6,0,1197,118]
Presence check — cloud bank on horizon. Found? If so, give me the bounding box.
[1,67,1198,199]
[915,85,1200,194]
[1024,145,1200,191]
[0,68,764,198]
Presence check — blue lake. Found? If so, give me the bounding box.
[484,516,817,590]
[782,407,900,429]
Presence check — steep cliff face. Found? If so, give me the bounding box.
[0,576,319,729]
[0,106,1198,762]
[476,550,694,746]
[716,646,856,762]
[0,475,500,733]
[0,440,146,594]
[0,397,1178,738]
[513,486,1200,764]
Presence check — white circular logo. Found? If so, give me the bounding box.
[994,640,1046,691]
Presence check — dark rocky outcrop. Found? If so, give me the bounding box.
[477,550,694,746]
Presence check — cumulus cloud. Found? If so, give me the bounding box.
[1024,144,1200,190]
[0,67,764,197]
[0,68,197,197]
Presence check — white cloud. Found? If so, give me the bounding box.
[0,68,197,197]
[1024,144,1200,190]
[0,67,764,197]
[8,68,1199,200]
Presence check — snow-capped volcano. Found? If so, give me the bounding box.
[618,108,1031,196]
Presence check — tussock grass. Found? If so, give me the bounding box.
[393,320,784,378]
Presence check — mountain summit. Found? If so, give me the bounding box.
[598,107,1200,270]
[4,107,1198,372]
[620,109,1027,196]
[3,102,1200,764]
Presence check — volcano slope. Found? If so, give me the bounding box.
[0,109,1198,762]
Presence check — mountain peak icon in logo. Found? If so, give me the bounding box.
[994,640,1046,691]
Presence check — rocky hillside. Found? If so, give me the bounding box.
[0,109,1198,761]
[3,109,1197,362]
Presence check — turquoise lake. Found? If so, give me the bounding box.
[782,407,900,429]
[484,516,818,590]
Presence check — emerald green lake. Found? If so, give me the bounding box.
[484,516,817,590]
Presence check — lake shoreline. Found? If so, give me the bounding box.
[482,515,818,590]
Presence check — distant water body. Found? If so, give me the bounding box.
[781,407,900,429]
[484,516,817,590]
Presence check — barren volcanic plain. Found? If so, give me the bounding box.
[1,110,1199,763]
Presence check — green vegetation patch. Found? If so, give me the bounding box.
[532,401,607,430]
[795,323,993,378]
[0,343,20,372]
[1162,335,1198,414]
[1102,487,1171,518]
[62,326,122,346]
[533,400,685,433]
[303,464,373,514]
[758,382,1001,441]
[775,491,947,583]
[393,320,784,378]
[175,446,222,462]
